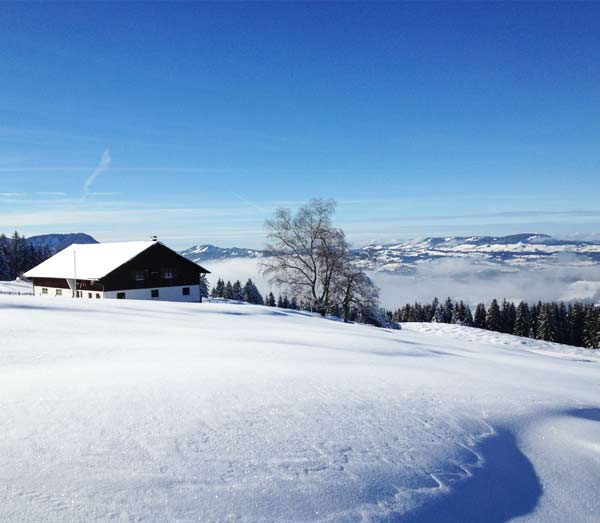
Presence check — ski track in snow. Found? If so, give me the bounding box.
[0,295,599,522]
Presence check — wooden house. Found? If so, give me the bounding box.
[24,240,210,302]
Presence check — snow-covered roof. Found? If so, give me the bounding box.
[24,241,157,280]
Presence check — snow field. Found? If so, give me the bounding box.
[0,295,598,522]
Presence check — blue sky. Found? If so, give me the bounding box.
[1,2,599,248]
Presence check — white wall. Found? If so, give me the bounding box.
[104,284,201,302]
[33,285,81,298]
[33,284,201,302]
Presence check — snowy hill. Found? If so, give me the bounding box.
[1,295,598,522]
[25,232,98,252]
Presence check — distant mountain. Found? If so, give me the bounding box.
[181,234,600,272]
[26,233,98,253]
[181,244,264,263]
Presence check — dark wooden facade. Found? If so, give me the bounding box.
[100,242,209,291]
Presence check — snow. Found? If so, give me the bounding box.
[24,241,156,280]
[0,279,33,294]
[1,295,599,522]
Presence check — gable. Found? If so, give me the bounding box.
[99,242,209,291]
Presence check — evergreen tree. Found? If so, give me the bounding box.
[486,299,502,332]
[569,302,587,347]
[282,295,290,309]
[513,301,530,337]
[583,306,600,349]
[277,294,284,308]
[266,292,276,307]
[462,303,474,326]
[537,304,557,342]
[0,234,9,280]
[214,278,225,298]
[232,280,243,301]
[474,303,487,329]
[242,278,264,304]
[530,302,541,338]
[442,297,454,323]
[289,296,298,310]
[500,299,516,333]
[198,274,209,298]
[224,281,234,300]
[556,302,568,344]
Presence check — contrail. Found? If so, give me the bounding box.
[83,149,111,196]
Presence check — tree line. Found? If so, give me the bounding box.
[389,297,600,349]
[0,231,53,281]
[209,276,390,325]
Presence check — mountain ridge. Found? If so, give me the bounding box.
[181,234,600,272]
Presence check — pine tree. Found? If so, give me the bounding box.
[277,294,284,308]
[242,278,264,304]
[214,278,225,298]
[556,302,568,344]
[232,280,243,301]
[513,301,530,337]
[442,297,454,323]
[0,234,9,280]
[569,302,587,347]
[474,303,486,329]
[530,302,541,338]
[199,275,209,298]
[224,281,234,300]
[289,296,298,310]
[463,303,474,326]
[583,306,600,349]
[537,304,557,342]
[266,292,276,307]
[486,299,502,332]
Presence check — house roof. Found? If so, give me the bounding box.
[25,241,160,280]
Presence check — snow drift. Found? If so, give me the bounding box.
[0,295,598,522]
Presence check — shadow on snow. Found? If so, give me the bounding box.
[395,428,541,523]
[397,407,600,523]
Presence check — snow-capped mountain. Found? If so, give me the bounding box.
[182,234,600,273]
[180,244,264,263]
[354,233,600,272]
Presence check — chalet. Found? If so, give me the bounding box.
[24,240,210,302]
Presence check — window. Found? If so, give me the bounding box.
[161,268,174,279]
[134,270,145,282]
[88,293,92,299]
[182,287,190,296]
[117,292,126,299]
[96,293,101,299]
[151,289,159,298]
[41,288,48,295]
[55,289,62,296]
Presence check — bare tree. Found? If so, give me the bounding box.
[337,266,380,323]
[261,199,349,315]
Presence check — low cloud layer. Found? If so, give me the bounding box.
[202,257,600,309]
[370,258,600,308]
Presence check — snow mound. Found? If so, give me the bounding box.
[0,296,598,522]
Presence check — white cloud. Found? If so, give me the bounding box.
[0,192,25,197]
[36,191,67,197]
